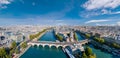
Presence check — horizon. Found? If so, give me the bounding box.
[0,0,120,26]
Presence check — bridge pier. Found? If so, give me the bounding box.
[31,43,35,46]
[49,45,52,48]
[42,44,45,48]
[63,45,67,48]
[56,45,60,48]
[37,44,40,47]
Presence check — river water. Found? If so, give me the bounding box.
[76,32,120,58]
[21,30,119,58]
[20,30,67,58]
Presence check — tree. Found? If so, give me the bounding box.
[94,33,100,38]
[88,54,96,58]
[74,32,78,41]
[85,33,91,39]
[99,38,104,44]
[85,46,93,56]
[6,54,12,58]
[0,48,6,58]
[11,41,17,49]
[29,29,47,40]
[15,48,19,54]
[21,42,27,49]
[10,49,14,55]
[81,52,87,58]
[94,37,105,44]
[56,34,63,41]
[111,43,120,49]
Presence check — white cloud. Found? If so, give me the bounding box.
[80,11,100,18]
[81,0,120,18]
[0,0,10,4]
[117,22,120,26]
[95,23,116,26]
[85,20,111,24]
[80,9,120,18]
[101,9,120,14]
[83,0,120,10]
[101,9,110,14]
[0,0,12,8]
[110,11,120,14]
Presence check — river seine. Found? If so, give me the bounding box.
[20,30,120,58]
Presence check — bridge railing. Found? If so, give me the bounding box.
[28,39,89,45]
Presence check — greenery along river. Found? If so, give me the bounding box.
[76,32,120,58]
[21,30,120,58]
[20,30,67,58]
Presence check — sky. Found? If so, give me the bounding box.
[0,0,120,26]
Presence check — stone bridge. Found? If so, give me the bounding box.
[28,39,89,48]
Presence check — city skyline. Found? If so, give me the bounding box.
[0,0,120,26]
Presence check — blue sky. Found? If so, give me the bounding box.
[0,0,120,26]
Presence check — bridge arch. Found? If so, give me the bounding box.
[27,39,89,49]
[51,45,58,49]
[44,45,50,48]
[38,45,43,48]
[57,46,63,49]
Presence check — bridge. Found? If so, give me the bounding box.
[27,39,89,48]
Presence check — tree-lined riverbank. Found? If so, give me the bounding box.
[14,29,47,58]
[20,30,67,58]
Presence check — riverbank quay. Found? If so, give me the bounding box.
[13,38,28,58]
[76,30,120,56]
[13,45,31,58]
[90,40,120,56]
[13,30,47,58]
[32,30,47,41]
